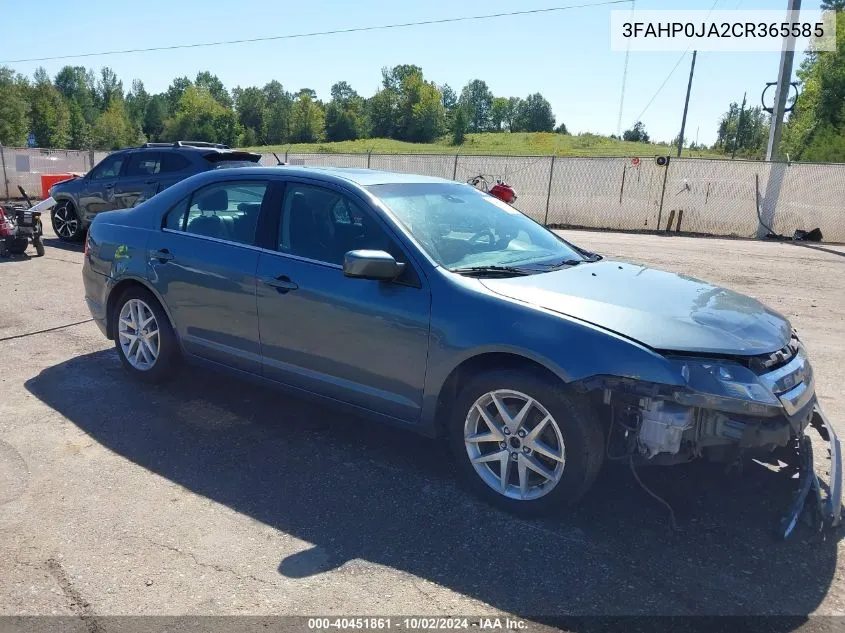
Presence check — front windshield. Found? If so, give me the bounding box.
[367,182,584,270]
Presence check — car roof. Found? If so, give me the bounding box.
[213,165,457,187]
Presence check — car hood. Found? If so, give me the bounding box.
[479,261,791,355]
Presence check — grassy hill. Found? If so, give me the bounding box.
[247,132,723,158]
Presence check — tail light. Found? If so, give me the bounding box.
[0,207,14,237]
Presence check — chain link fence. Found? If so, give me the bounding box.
[3,145,844,242]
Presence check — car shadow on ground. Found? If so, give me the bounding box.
[41,237,84,253]
[25,350,842,624]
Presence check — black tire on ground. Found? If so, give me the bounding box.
[33,237,45,257]
[113,286,180,384]
[51,200,84,242]
[448,368,605,517]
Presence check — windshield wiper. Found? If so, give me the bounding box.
[449,265,535,277]
[533,258,586,270]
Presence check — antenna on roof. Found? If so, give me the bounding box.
[272,152,285,166]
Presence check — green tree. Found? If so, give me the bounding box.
[367,88,398,138]
[235,86,268,143]
[263,81,293,144]
[490,97,509,131]
[504,97,521,131]
[166,76,192,111]
[29,71,70,147]
[458,79,493,132]
[143,94,168,141]
[91,100,135,149]
[96,67,123,110]
[623,121,650,143]
[67,100,91,149]
[450,105,469,145]
[401,74,444,142]
[0,67,29,146]
[289,92,324,142]
[783,13,845,160]
[555,122,569,134]
[54,66,97,124]
[440,83,457,112]
[325,81,365,142]
[125,79,150,130]
[513,93,555,132]
[195,71,233,109]
[162,85,239,145]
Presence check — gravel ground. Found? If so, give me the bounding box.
[1,226,844,628]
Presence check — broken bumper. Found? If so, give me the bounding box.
[782,403,842,538]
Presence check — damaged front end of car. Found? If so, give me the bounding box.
[578,333,841,538]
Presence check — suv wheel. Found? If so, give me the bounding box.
[52,201,84,242]
[449,368,604,516]
[114,287,180,383]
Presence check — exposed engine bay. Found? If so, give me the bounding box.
[578,333,842,538]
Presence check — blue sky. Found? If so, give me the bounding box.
[1,0,806,145]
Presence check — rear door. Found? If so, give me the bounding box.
[113,151,161,209]
[146,178,273,374]
[78,152,127,220]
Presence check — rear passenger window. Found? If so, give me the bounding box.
[183,182,268,245]
[163,197,189,231]
[160,153,191,173]
[126,152,160,177]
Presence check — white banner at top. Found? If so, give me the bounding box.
[610,9,836,52]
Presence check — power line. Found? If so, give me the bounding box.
[629,0,721,127]
[1,0,633,64]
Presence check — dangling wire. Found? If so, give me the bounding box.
[629,456,680,532]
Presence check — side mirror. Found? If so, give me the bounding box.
[343,250,405,281]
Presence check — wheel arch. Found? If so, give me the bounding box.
[106,277,177,341]
[432,351,568,438]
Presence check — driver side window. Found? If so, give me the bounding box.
[278,183,419,286]
[89,153,126,180]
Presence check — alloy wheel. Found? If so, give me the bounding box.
[53,205,79,239]
[118,299,160,371]
[464,389,566,500]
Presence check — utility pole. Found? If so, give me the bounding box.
[677,50,697,157]
[732,92,747,159]
[765,0,801,161]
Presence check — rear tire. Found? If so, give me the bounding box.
[113,287,180,384]
[52,201,84,242]
[33,237,45,257]
[448,368,604,517]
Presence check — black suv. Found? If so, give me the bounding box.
[49,141,262,241]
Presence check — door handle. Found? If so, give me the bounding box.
[145,180,157,185]
[262,275,298,293]
[150,248,174,263]
[104,183,114,189]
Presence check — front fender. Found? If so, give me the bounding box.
[419,277,684,434]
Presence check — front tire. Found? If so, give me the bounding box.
[52,201,84,242]
[114,287,180,383]
[448,368,604,516]
[33,237,45,257]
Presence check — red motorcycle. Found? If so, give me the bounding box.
[467,175,517,205]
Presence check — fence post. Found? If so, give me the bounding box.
[88,148,95,170]
[0,144,8,201]
[452,153,459,180]
[284,148,289,163]
[367,150,372,169]
[656,159,670,230]
[543,155,556,226]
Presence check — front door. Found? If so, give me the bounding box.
[114,151,161,209]
[147,179,271,374]
[256,181,431,423]
[78,152,126,220]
